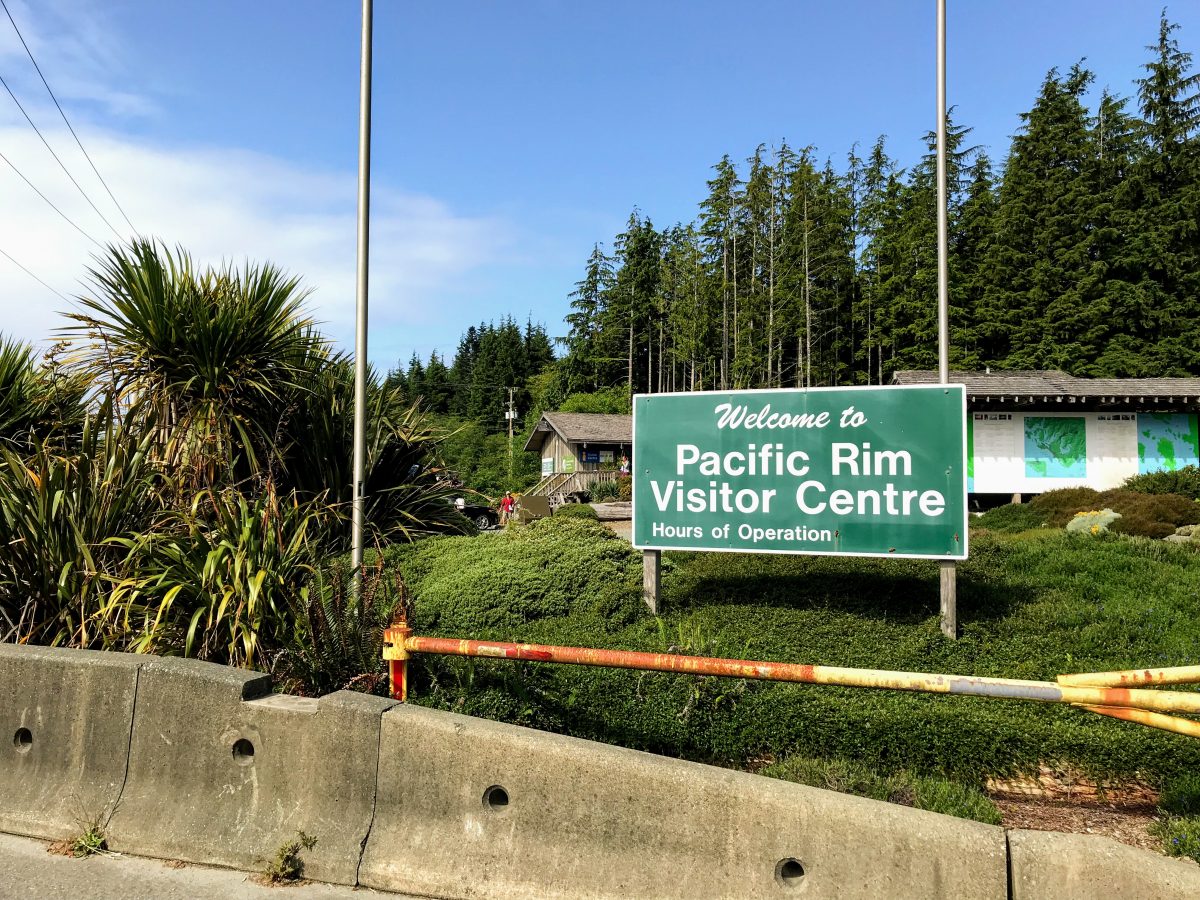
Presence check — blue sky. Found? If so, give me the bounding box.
[2,1,1198,369]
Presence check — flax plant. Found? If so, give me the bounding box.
[108,485,333,668]
[0,398,162,646]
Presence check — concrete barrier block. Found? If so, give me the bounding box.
[1008,828,1200,899]
[361,704,1008,899]
[0,643,142,841]
[107,656,394,885]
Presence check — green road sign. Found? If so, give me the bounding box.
[632,385,967,560]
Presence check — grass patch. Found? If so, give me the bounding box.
[762,755,1001,824]
[70,818,107,858]
[1152,816,1200,865]
[264,831,317,883]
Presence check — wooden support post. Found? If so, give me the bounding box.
[940,560,957,639]
[643,549,661,614]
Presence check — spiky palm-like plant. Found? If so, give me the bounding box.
[280,355,472,546]
[0,336,86,453]
[64,239,322,492]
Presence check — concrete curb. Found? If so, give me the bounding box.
[360,704,1008,899]
[1008,828,1200,899]
[106,656,395,885]
[0,644,142,841]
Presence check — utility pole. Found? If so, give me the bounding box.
[350,0,373,574]
[506,387,516,480]
[936,0,957,639]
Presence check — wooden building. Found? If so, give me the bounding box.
[522,412,632,503]
[893,370,1200,496]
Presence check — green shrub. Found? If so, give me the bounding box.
[762,755,1001,824]
[1099,490,1200,539]
[998,488,1200,539]
[0,400,162,648]
[617,476,632,502]
[1123,466,1200,501]
[1161,773,1200,817]
[554,503,598,520]
[591,479,620,502]
[558,386,630,415]
[1152,816,1200,865]
[384,527,1200,784]
[272,560,396,696]
[380,517,645,634]
[110,486,331,668]
[974,503,1046,533]
[1029,488,1102,527]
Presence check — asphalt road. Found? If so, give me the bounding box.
[0,833,411,900]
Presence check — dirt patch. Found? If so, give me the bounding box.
[46,841,74,858]
[603,519,632,541]
[993,795,1163,852]
[987,766,1165,853]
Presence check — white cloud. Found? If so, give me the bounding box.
[0,0,152,118]
[0,0,519,367]
[0,124,515,364]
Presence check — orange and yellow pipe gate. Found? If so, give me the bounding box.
[384,615,1200,739]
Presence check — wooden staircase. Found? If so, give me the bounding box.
[524,470,621,509]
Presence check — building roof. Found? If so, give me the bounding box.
[523,412,632,453]
[892,370,1200,402]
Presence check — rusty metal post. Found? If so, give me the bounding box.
[383,619,412,702]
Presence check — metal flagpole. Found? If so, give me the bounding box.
[936,0,957,637]
[351,0,373,573]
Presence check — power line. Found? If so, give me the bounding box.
[0,0,137,235]
[0,148,105,249]
[0,243,71,303]
[0,69,125,241]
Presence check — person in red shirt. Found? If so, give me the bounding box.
[499,491,515,525]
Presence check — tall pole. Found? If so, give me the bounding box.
[507,387,515,480]
[936,0,957,638]
[936,0,949,384]
[351,0,373,572]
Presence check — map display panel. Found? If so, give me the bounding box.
[1024,416,1087,478]
[1137,413,1199,474]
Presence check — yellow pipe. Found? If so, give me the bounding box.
[1080,704,1200,739]
[1058,665,1200,688]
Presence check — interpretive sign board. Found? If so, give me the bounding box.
[632,385,968,560]
[967,411,1199,494]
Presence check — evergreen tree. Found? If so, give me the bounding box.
[523,319,555,378]
[1115,12,1200,374]
[449,325,481,415]
[954,152,997,368]
[422,352,452,414]
[699,157,741,388]
[563,245,612,394]
[405,352,425,403]
[603,212,662,396]
[980,66,1106,372]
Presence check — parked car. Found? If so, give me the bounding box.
[454,497,499,530]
